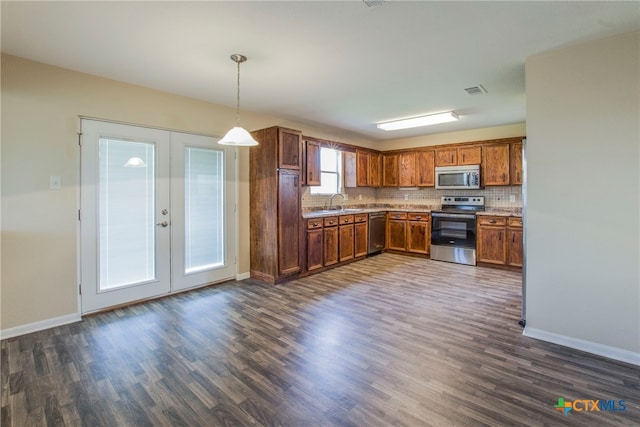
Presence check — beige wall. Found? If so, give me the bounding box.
[525,31,639,355]
[375,123,526,151]
[0,54,371,330]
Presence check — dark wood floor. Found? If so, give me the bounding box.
[2,253,639,426]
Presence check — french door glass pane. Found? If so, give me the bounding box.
[99,139,156,290]
[185,147,224,273]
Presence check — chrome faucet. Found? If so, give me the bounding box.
[328,193,345,211]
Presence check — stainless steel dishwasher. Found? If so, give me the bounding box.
[368,212,386,254]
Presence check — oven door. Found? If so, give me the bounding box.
[431,212,477,248]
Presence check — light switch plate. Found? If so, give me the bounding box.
[509,195,516,203]
[50,175,61,190]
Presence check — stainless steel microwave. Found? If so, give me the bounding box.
[435,165,481,190]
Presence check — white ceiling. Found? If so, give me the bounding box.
[2,1,639,140]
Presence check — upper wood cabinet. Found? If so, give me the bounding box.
[369,152,382,188]
[435,148,457,166]
[436,146,481,166]
[510,141,523,186]
[356,150,369,187]
[398,152,416,187]
[458,146,482,165]
[482,144,510,186]
[305,139,321,186]
[278,127,302,170]
[383,153,399,187]
[343,151,357,188]
[415,150,435,186]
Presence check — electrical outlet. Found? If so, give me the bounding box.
[404,194,409,201]
[343,193,348,200]
[509,195,516,203]
[358,194,363,200]
[50,175,61,190]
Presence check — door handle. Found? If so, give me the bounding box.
[156,221,169,227]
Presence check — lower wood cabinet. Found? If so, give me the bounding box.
[306,219,324,271]
[354,214,368,258]
[406,213,430,255]
[306,213,368,273]
[339,215,355,262]
[323,217,339,266]
[507,217,523,267]
[387,212,407,251]
[477,215,522,268]
[387,212,430,255]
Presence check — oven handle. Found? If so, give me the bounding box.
[431,212,477,220]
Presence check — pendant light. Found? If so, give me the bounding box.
[219,54,259,146]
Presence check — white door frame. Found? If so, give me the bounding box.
[78,118,238,314]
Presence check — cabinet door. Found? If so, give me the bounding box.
[307,228,324,271]
[339,224,354,262]
[387,219,406,251]
[482,144,510,186]
[435,148,457,166]
[415,150,435,186]
[383,154,399,187]
[399,152,416,187]
[510,141,523,186]
[305,140,321,186]
[343,151,357,188]
[354,222,368,257]
[507,228,523,267]
[278,171,301,275]
[278,128,302,170]
[369,152,382,188]
[458,146,481,165]
[356,150,369,187]
[324,227,339,266]
[406,221,429,254]
[477,225,507,265]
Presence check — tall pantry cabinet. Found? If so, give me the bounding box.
[249,126,303,284]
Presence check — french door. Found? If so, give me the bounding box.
[80,120,236,313]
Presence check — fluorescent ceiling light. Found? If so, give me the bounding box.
[377,111,459,131]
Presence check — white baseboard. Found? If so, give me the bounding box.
[0,313,81,340]
[524,327,640,366]
[236,271,250,281]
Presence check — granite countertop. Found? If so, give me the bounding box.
[302,206,432,219]
[303,206,522,219]
[476,210,522,218]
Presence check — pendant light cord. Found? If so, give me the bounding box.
[235,58,241,126]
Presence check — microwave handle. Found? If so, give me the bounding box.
[463,172,470,187]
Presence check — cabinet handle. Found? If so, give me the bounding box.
[313,222,319,226]
[499,232,502,241]
[512,234,515,243]
[329,221,334,224]
[415,216,421,220]
[462,154,465,162]
[489,219,496,224]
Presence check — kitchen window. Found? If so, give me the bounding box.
[310,147,342,195]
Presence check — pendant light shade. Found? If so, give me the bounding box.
[219,54,259,146]
[219,126,259,146]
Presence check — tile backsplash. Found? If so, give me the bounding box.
[302,186,522,211]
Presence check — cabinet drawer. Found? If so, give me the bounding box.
[354,214,368,223]
[324,217,339,227]
[508,217,523,228]
[339,214,354,224]
[408,212,429,221]
[307,219,323,229]
[478,216,507,226]
[388,212,407,220]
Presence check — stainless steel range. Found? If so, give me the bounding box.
[430,196,485,266]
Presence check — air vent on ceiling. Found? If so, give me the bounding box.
[363,0,385,8]
[465,85,487,95]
